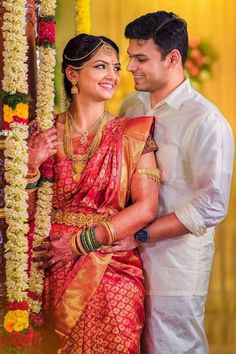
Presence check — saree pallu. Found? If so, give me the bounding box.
[42,116,154,354]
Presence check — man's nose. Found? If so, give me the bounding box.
[127,59,137,72]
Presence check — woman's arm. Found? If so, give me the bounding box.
[26,124,58,220]
[38,151,159,271]
[95,151,159,245]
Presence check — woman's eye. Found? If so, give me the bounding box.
[95,64,106,69]
[114,66,121,72]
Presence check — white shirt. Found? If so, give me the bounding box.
[121,78,234,295]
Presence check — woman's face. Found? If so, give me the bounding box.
[73,47,121,102]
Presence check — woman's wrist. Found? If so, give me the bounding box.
[27,163,40,175]
[93,225,107,245]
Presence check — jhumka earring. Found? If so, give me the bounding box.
[71,81,79,95]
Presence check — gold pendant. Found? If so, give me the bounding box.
[81,132,88,144]
[73,160,85,180]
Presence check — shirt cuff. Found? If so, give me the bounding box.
[175,203,207,236]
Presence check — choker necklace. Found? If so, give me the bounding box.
[67,110,104,144]
[64,110,107,180]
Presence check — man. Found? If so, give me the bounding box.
[104,11,234,354]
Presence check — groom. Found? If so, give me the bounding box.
[105,10,234,354]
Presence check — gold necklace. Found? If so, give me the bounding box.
[64,111,107,181]
[67,110,104,144]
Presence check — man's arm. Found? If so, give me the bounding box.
[102,111,234,252]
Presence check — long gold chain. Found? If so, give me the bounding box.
[64,110,107,180]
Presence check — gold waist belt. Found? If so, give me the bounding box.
[52,209,110,228]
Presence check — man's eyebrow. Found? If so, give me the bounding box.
[127,51,148,58]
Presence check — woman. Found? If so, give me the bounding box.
[27,34,159,353]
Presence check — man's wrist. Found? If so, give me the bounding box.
[134,228,150,243]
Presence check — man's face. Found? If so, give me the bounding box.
[127,38,169,93]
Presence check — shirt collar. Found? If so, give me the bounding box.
[137,77,193,111]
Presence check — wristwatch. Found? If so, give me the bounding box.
[134,229,150,243]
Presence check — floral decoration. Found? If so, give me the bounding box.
[75,0,91,34]
[2,0,31,352]
[2,0,56,352]
[28,0,56,329]
[185,38,217,89]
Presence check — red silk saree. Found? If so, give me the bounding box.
[42,116,155,354]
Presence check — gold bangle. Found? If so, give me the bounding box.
[71,233,84,256]
[27,170,39,177]
[100,221,117,245]
[26,170,40,184]
[26,187,38,193]
[105,221,117,243]
[75,232,88,255]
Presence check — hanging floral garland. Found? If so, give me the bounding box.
[75,0,91,34]
[28,0,56,326]
[1,0,56,351]
[1,0,32,351]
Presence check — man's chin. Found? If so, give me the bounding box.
[134,84,148,92]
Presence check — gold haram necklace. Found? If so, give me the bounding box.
[67,110,104,144]
[64,110,107,181]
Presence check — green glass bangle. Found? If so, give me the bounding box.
[84,228,94,252]
[80,231,90,253]
[25,181,38,190]
[90,227,101,249]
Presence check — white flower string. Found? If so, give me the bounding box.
[2,0,32,349]
[28,0,56,320]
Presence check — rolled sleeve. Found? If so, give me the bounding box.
[181,113,234,231]
[175,203,207,236]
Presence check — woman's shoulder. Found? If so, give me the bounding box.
[121,115,155,141]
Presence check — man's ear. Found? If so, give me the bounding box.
[167,49,181,68]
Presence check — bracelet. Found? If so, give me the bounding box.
[75,232,87,255]
[100,221,117,245]
[27,169,39,177]
[25,181,39,190]
[26,169,40,184]
[26,187,38,193]
[71,233,84,256]
[79,227,101,253]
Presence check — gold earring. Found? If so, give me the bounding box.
[71,81,79,95]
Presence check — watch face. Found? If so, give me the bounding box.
[134,229,149,243]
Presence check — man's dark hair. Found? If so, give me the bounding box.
[125,11,188,65]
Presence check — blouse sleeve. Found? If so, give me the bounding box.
[142,132,158,154]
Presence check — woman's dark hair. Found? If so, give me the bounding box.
[62,33,119,100]
[125,11,188,66]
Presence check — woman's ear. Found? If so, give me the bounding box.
[65,66,79,83]
[65,66,79,95]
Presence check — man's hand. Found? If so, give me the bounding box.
[100,236,138,253]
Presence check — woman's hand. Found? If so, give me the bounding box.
[28,124,58,172]
[33,233,79,272]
